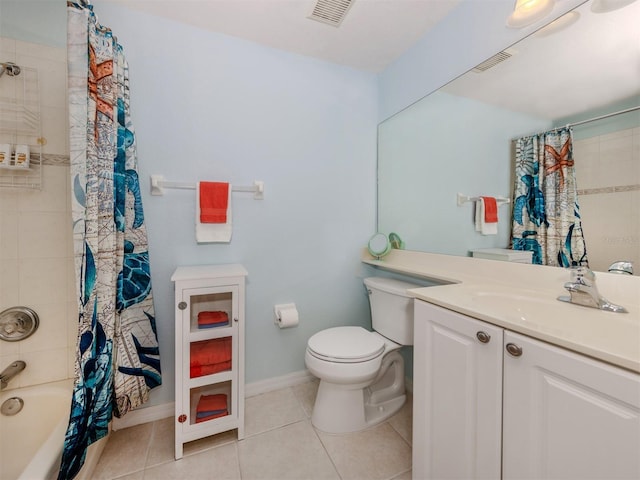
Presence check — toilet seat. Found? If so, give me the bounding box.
[307,326,385,363]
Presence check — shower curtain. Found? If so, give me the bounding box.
[60,3,161,479]
[511,127,588,267]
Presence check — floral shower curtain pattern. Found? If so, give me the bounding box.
[61,3,161,479]
[511,127,588,267]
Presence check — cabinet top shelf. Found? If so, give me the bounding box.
[172,264,248,282]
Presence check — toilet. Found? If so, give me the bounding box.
[305,276,419,433]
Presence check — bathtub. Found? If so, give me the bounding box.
[0,379,108,480]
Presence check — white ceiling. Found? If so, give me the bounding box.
[111,0,638,120]
[441,1,640,120]
[112,0,462,73]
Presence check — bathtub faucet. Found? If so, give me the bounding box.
[558,266,628,313]
[0,360,26,390]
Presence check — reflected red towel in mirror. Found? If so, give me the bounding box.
[481,196,498,223]
[199,182,229,223]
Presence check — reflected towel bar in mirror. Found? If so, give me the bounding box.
[457,193,510,207]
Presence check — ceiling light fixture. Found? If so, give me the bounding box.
[507,0,556,28]
[591,0,637,13]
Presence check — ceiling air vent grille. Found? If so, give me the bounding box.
[473,48,516,73]
[308,0,355,27]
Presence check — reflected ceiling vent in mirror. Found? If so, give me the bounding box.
[308,0,355,27]
[472,48,517,73]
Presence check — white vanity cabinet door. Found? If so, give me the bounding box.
[502,331,640,480]
[413,300,503,480]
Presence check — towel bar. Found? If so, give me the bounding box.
[457,192,510,207]
[150,175,264,199]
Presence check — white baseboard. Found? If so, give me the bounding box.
[244,369,315,397]
[112,369,315,431]
[113,370,411,431]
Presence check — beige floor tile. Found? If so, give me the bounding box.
[142,443,240,480]
[238,420,339,480]
[184,429,239,457]
[317,422,412,480]
[113,470,145,480]
[93,423,153,479]
[145,417,174,467]
[388,393,413,445]
[244,387,306,437]
[391,470,412,480]
[291,379,319,418]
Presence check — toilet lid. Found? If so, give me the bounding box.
[307,326,385,363]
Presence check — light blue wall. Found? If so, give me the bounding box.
[89,1,378,406]
[378,0,587,121]
[378,91,552,256]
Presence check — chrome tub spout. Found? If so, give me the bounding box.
[0,360,26,390]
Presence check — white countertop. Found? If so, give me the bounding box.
[363,249,640,373]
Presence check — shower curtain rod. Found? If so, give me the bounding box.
[517,105,640,139]
[566,105,640,128]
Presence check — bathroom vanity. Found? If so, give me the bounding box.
[363,249,640,479]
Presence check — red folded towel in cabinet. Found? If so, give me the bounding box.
[190,337,232,378]
[197,311,229,328]
[481,196,498,223]
[195,394,228,423]
[190,361,231,378]
[199,182,229,223]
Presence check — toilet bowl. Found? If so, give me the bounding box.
[305,277,419,434]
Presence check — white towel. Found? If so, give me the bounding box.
[196,183,233,243]
[475,198,497,236]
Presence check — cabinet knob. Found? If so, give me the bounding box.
[506,343,523,357]
[178,301,187,310]
[476,331,491,343]
[234,317,239,323]
[178,414,187,423]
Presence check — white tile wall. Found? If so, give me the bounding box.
[574,127,640,272]
[0,38,75,390]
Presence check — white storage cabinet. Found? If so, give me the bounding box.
[413,300,640,480]
[172,264,247,460]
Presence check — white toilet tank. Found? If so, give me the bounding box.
[364,277,420,345]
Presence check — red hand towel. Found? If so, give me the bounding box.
[195,411,227,423]
[190,337,232,367]
[199,182,229,223]
[481,196,498,223]
[197,311,229,327]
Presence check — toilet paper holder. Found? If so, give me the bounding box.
[274,303,299,328]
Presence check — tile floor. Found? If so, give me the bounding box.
[92,379,413,480]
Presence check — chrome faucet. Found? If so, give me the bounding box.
[0,360,26,390]
[557,266,628,313]
[608,261,633,275]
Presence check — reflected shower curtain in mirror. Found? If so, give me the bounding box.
[61,3,162,479]
[511,127,589,267]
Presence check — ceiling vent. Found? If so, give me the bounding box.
[473,48,517,73]
[308,0,355,27]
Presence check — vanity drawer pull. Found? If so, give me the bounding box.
[506,343,523,357]
[476,331,491,344]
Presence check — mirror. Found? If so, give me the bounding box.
[378,0,640,272]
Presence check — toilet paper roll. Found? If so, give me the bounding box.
[275,304,299,329]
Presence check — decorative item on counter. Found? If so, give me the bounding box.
[389,232,405,250]
[0,144,11,166]
[13,145,30,168]
[368,232,391,259]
